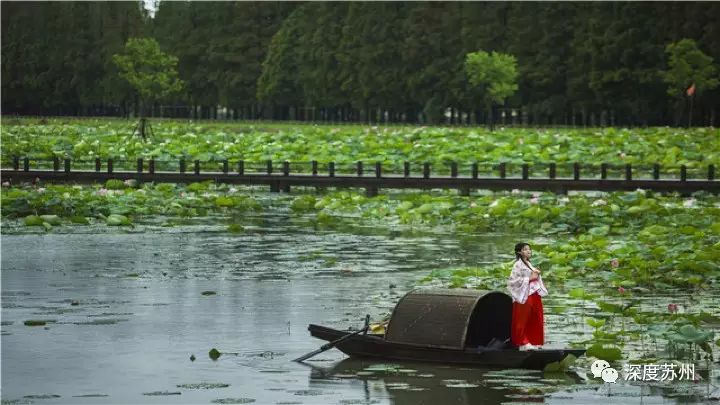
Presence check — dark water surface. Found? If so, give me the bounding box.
[2,224,717,404]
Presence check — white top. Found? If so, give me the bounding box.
[507,258,548,304]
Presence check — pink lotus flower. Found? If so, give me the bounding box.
[611,258,620,268]
[97,188,108,197]
[531,192,541,198]
[1,181,9,187]
[511,189,521,194]
[617,286,626,294]
[619,152,627,159]
[470,202,477,208]
[37,187,46,193]
[529,197,539,204]
[683,199,696,208]
[667,303,679,313]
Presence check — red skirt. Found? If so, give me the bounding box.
[511,291,544,346]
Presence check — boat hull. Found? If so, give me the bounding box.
[309,324,585,370]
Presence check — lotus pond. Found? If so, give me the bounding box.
[2,120,719,403]
[2,180,719,403]
[2,119,719,177]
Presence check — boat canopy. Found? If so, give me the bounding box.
[385,288,512,350]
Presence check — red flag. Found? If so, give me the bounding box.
[686,83,696,97]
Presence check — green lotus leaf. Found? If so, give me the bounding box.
[215,196,236,208]
[568,288,586,299]
[596,301,624,314]
[588,225,610,236]
[24,215,44,226]
[70,215,89,224]
[415,203,434,214]
[586,318,606,328]
[586,344,623,361]
[106,214,131,226]
[40,214,62,225]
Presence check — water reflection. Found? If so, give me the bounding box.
[307,358,584,405]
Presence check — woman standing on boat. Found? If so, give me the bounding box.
[508,242,548,351]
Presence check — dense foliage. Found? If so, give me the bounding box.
[2,120,718,176]
[2,2,719,126]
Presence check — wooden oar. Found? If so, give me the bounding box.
[294,315,370,363]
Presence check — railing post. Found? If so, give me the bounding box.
[471,163,478,179]
[573,163,580,180]
[680,165,686,182]
[329,162,335,177]
[266,160,273,175]
[194,160,200,175]
[95,158,101,172]
[549,163,556,179]
[710,164,716,181]
[601,163,608,180]
[108,159,114,174]
[423,162,430,179]
[23,157,29,172]
[653,163,660,180]
[281,162,290,191]
[451,162,458,178]
[312,160,318,176]
[625,164,632,181]
[375,162,382,178]
[357,161,363,177]
[13,156,19,171]
[499,162,506,179]
[522,164,529,180]
[179,158,186,173]
[64,158,71,173]
[54,157,60,172]
[149,159,155,174]
[404,161,410,178]
[222,159,228,174]
[238,160,244,175]
[137,158,143,173]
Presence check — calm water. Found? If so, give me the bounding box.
[1,221,718,404]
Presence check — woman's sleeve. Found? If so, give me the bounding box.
[507,261,530,304]
[536,275,549,297]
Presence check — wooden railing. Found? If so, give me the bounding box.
[2,157,717,196]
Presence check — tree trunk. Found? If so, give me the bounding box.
[488,104,495,131]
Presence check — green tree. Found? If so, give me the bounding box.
[403,2,464,124]
[464,51,519,130]
[113,37,183,138]
[662,39,719,126]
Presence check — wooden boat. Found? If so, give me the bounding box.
[307,288,585,370]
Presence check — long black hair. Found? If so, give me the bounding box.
[514,242,532,268]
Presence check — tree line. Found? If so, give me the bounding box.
[2,1,719,126]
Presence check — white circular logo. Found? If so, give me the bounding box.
[591,359,610,378]
[601,367,619,383]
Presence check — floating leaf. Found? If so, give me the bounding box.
[24,320,47,326]
[106,214,131,226]
[586,344,623,361]
[24,215,44,226]
[227,224,244,233]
